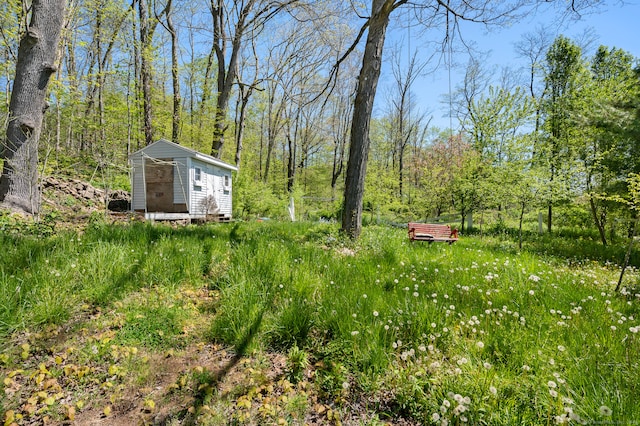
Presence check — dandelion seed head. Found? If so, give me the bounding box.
[599,406,612,416]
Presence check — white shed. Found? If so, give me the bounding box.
[129,139,238,221]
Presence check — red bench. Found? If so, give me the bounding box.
[408,222,459,244]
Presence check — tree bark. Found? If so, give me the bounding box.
[163,0,181,143]
[138,0,154,146]
[589,194,608,246]
[342,0,403,238]
[0,0,66,214]
[210,0,251,158]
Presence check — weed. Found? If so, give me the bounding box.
[286,345,309,383]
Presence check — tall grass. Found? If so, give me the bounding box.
[208,222,640,424]
[0,221,231,337]
[1,220,639,424]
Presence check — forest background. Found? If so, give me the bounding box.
[1,0,640,242]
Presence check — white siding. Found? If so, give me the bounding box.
[213,167,233,216]
[139,140,185,159]
[190,158,209,216]
[130,154,146,210]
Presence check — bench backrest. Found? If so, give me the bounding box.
[408,222,457,239]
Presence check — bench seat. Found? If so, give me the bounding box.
[408,222,458,244]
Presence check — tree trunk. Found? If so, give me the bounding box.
[518,201,525,250]
[166,0,181,143]
[342,0,400,238]
[210,0,250,158]
[234,85,252,168]
[138,0,154,145]
[0,0,66,214]
[616,217,638,293]
[589,195,608,246]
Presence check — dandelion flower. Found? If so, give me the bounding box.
[547,380,557,388]
[549,389,558,398]
[373,311,379,317]
[489,386,497,396]
[483,362,492,369]
[476,341,485,349]
[432,412,440,421]
[351,331,359,336]
[557,345,566,352]
[529,290,535,296]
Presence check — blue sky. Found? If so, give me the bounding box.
[377,1,640,130]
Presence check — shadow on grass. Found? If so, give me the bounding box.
[155,308,267,426]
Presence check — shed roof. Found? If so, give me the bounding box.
[130,139,238,172]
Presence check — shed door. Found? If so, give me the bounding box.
[145,158,175,212]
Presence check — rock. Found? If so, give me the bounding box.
[42,176,130,212]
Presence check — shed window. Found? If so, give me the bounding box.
[194,167,202,183]
[224,175,230,188]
